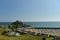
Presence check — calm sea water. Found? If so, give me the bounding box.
[0,22,60,28]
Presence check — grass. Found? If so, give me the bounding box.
[46,37,53,40]
[0,28,42,40]
[0,28,53,40]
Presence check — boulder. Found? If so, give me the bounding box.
[6,32,21,36]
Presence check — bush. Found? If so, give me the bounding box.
[1,31,9,35]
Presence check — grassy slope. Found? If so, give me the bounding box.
[0,28,53,40]
[46,37,53,40]
[0,28,42,40]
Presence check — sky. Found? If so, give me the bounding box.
[0,0,60,22]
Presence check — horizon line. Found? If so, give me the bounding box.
[1,21,60,22]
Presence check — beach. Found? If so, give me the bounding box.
[17,27,60,37]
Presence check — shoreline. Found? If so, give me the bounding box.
[34,27,60,29]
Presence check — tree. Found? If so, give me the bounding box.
[11,20,30,28]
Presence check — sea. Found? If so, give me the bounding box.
[0,22,60,28]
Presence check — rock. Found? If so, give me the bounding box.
[6,32,21,36]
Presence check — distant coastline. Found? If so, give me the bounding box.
[33,27,60,29]
[0,22,60,28]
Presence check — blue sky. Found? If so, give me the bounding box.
[0,0,60,22]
